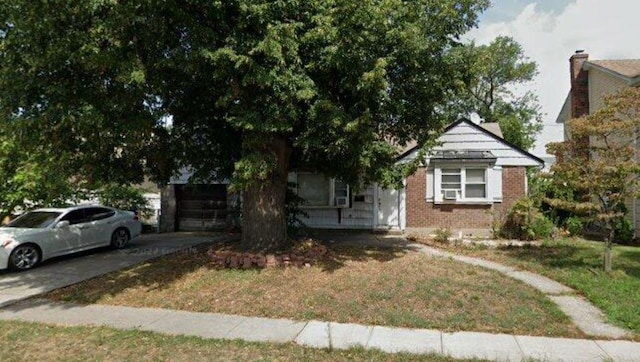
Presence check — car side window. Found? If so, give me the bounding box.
[85,207,116,221]
[60,209,86,225]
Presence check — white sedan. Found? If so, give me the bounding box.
[0,205,142,271]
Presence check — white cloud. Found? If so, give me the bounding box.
[467,0,640,156]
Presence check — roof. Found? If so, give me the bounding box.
[584,59,640,85]
[588,60,640,78]
[397,140,418,156]
[432,150,496,161]
[478,123,503,138]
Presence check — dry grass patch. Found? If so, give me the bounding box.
[423,237,640,338]
[48,244,581,337]
[0,320,483,362]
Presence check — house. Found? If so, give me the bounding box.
[159,118,543,236]
[555,50,640,234]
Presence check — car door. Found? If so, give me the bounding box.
[53,209,86,254]
[82,207,117,247]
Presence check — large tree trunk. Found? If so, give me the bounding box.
[240,137,292,251]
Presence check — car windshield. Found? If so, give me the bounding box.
[7,211,62,228]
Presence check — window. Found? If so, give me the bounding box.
[60,209,87,225]
[8,211,61,229]
[334,180,349,207]
[297,174,332,207]
[465,169,486,198]
[295,173,350,208]
[441,168,461,199]
[85,207,116,221]
[434,167,489,202]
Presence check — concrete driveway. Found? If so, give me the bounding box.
[0,232,234,308]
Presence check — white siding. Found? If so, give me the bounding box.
[403,122,542,167]
[300,185,375,229]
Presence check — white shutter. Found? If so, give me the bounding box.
[426,168,434,201]
[489,166,503,202]
[433,168,443,202]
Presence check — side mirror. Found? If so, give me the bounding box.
[56,220,70,229]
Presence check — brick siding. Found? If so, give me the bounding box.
[570,52,590,119]
[406,166,526,229]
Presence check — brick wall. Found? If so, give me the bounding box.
[500,167,526,216]
[570,51,590,118]
[406,166,526,230]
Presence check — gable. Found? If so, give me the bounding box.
[400,119,543,167]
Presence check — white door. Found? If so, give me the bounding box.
[82,207,118,247]
[376,187,399,229]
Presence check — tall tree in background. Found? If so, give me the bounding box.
[0,0,489,249]
[547,88,640,272]
[454,36,542,150]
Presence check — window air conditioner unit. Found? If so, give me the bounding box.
[335,196,349,208]
[443,190,458,200]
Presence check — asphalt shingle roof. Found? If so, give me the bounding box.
[589,59,640,78]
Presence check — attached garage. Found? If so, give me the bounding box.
[159,169,233,232]
[175,184,227,231]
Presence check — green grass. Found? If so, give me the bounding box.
[0,320,486,362]
[446,238,640,336]
[47,245,581,337]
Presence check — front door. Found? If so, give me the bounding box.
[376,187,399,229]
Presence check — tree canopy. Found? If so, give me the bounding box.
[0,0,489,248]
[452,36,542,150]
[547,87,640,271]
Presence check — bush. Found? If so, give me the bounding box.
[433,228,452,243]
[96,184,151,218]
[285,182,308,236]
[501,198,553,240]
[613,217,634,244]
[564,216,584,236]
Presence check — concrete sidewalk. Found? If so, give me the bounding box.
[0,232,233,308]
[1,299,639,362]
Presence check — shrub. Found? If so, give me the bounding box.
[564,216,584,236]
[96,184,151,218]
[612,217,634,244]
[501,197,553,240]
[433,228,452,243]
[285,182,308,236]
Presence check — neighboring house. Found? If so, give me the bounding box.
[159,118,542,236]
[556,50,640,234]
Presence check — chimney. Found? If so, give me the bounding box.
[569,50,590,118]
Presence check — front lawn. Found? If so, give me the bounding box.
[0,320,482,362]
[47,244,581,337]
[431,238,640,336]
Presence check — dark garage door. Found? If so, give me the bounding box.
[176,184,227,231]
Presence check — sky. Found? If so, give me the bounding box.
[466,0,640,158]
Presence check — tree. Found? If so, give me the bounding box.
[547,87,640,272]
[0,0,489,250]
[452,36,543,150]
[0,119,82,218]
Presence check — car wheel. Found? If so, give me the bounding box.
[110,228,130,249]
[9,244,41,271]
